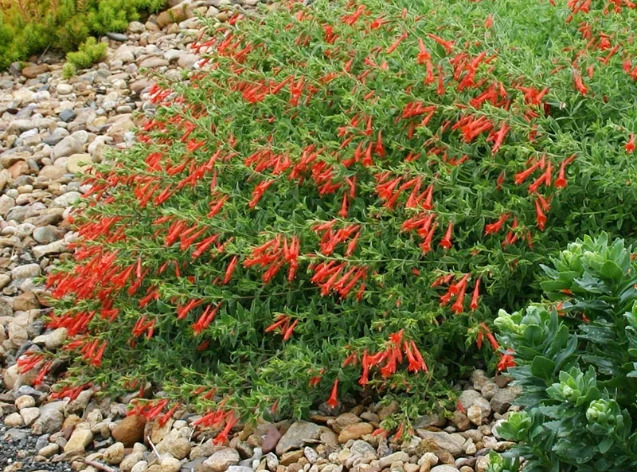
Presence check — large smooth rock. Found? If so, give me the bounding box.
[490,387,519,414]
[112,414,147,447]
[22,64,49,78]
[275,421,322,455]
[203,447,240,472]
[416,430,466,457]
[52,136,83,160]
[338,422,373,443]
[32,401,67,434]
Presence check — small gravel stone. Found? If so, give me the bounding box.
[15,394,36,410]
[20,406,41,426]
[59,109,77,122]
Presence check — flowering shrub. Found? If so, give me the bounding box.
[22,0,637,437]
[493,234,637,471]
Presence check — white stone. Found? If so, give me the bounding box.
[20,406,41,425]
[56,84,73,95]
[15,394,36,410]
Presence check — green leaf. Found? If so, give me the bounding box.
[530,356,556,383]
[599,261,624,283]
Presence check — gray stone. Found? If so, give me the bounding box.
[304,446,318,464]
[32,328,67,349]
[11,263,41,279]
[430,467,460,472]
[458,390,482,410]
[59,109,76,123]
[43,128,70,146]
[276,421,322,455]
[416,430,466,457]
[0,195,15,217]
[32,401,67,434]
[139,56,169,68]
[490,387,519,414]
[164,436,191,459]
[52,136,83,160]
[33,226,62,245]
[107,32,128,41]
[53,191,81,207]
[113,45,137,64]
[226,467,253,472]
[33,240,68,258]
[178,54,199,69]
[350,440,376,458]
[378,452,410,469]
[204,448,240,472]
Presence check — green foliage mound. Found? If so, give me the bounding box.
[0,0,165,70]
[17,0,636,438]
[494,234,637,471]
[63,37,108,78]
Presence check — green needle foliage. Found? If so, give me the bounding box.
[0,0,166,69]
[20,0,636,439]
[63,37,108,78]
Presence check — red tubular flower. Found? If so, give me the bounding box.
[326,379,339,408]
[534,198,547,230]
[514,155,545,185]
[626,134,636,153]
[420,222,438,253]
[497,350,516,371]
[431,273,454,287]
[480,323,500,350]
[440,221,454,249]
[485,213,509,235]
[158,403,180,427]
[339,194,349,218]
[436,66,445,95]
[554,161,568,188]
[476,330,484,349]
[451,283,467,314]
[417,38,431,64]
[427,33,454,54]
[359,350,370,386]
[265,314,289,333]
[192,234,219,260]
[248,180,274,209]
[342,351,358,367]
[386,31,408,54]
[213,412,238,445]
[282,319,299,341]
[470,278,481,311]
[450,273,471,295]
[489,122,510,155]
[223,256,239,284]
[572,68,588,95]
[191,305,220,335]
[554,154,575,188]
